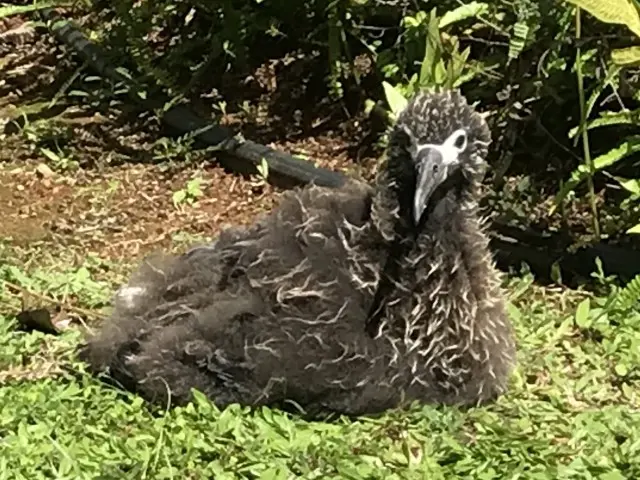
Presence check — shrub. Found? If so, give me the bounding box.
[82,0,640,240]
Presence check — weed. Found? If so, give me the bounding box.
[172,177,205,209]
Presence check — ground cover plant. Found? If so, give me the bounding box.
[0,0,639,478]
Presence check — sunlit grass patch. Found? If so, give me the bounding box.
[0,254,638,478]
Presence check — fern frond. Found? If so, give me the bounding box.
[616,273,640,310]
[508,22,529,60]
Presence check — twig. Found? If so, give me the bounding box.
[2,280,108,320]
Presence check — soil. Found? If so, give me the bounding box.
[0,11,381,267]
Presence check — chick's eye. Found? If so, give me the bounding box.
[432,164,439,173]
[453,131,467,151]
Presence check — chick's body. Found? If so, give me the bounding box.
[80,181,404,415]
[80,89,517,417]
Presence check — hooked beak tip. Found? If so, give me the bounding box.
[413,199,424,225]
[412,148,441,226]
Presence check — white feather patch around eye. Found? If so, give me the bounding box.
[414,129,467,167]
[444,128,468,153]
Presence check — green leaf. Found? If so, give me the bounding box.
[172,189,186,206]
[568,110,640,138]
[382,82,408,117]
[8,265,32,286]
[403,11,427,29]
[579,63,623,141]
[259,467,289,480]
[616,177,640,195]
[39,148,60,162]
[616,273,640,308]
[438,2,489,29]
[627,223,640,234]
[257,158,269,179]
[592,139,640,170]
[186,178,203,197]
[506,301,522,322]
[508,22,529,60]
[190,389,213,411]
[563,0,640,38]
[575,298,591,327]
[420,9,444,87]
[0,3,57,18]
[612,46,640,65]
[614,364,629,376]
[551,137,640,214]
[600,471,627,480]
[448,45,472,89]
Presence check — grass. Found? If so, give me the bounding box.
[0,251,638,479]
[1,2,639,477]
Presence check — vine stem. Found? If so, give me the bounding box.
[575,7,601,239]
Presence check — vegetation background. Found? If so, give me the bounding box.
[0,0,639,478]
[83,0,640,243]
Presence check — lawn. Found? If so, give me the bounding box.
[1,225,638,478]
[0,4,639,479]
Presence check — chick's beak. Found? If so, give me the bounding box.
[412,142,461,225]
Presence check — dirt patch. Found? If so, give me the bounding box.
[0,353,66,383]
[0,160,282,262]
[0,11,383,267]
